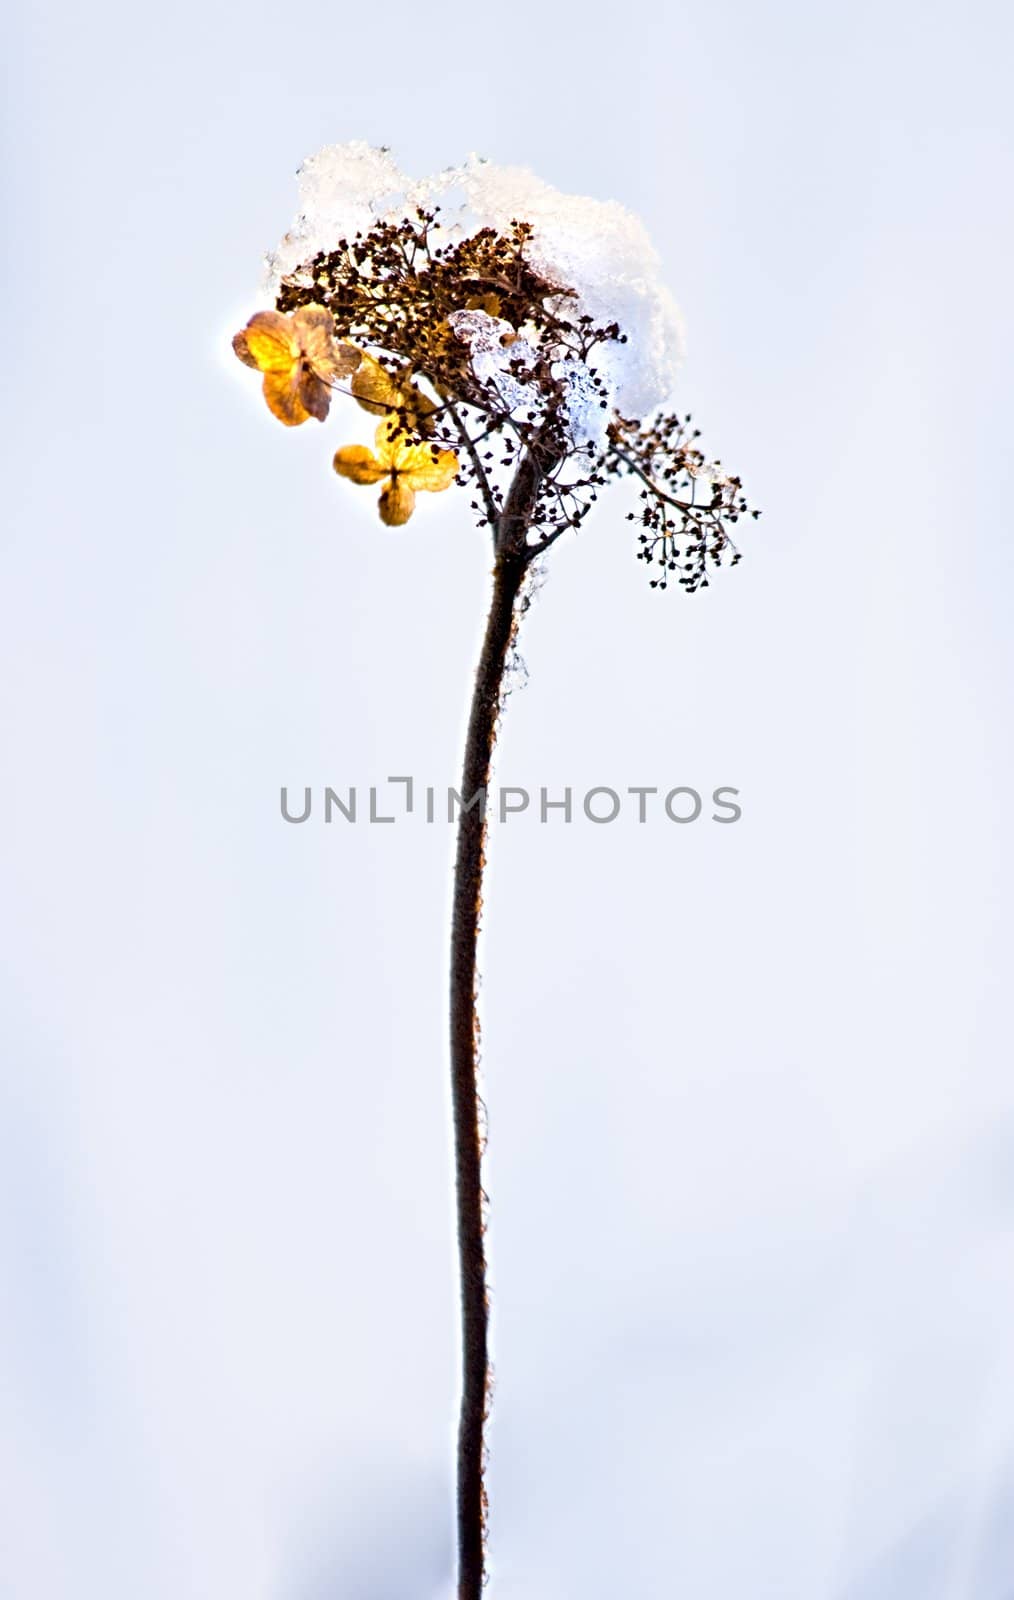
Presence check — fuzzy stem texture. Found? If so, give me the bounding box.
[449,454,542,1599]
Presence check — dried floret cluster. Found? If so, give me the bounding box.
[234,182,757,583]
[613,411,760,592]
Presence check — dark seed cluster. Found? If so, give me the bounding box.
[608,411,760,592]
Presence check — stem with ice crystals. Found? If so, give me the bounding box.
[449,450,542,1599]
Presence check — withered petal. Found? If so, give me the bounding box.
[399,444,459,493]
[292,305,361,382]
[351,352,404,417]
[333,445,388,485]
[297,367,332,423]
[290,304,335,341]
[234,311,299,373]
[327,341,363,380]
[262,367,311,426]
[379,481,417,526]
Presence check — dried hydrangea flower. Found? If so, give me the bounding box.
[333,417,458,524]
[232,306,360,426]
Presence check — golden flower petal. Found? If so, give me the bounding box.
[379,480,417,526]
[330,340,364,380]
[290,304,334,343]
[351,352,404,417]
[293,307,361,383]
[233,311,299,373]
[352,356,435,433]
[407,385,437,429]
[262,367,311,426]
[333,444,388,485]
[297,367,332,423]
[373,418,411,470]
[398,443,459,493]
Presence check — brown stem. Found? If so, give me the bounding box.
[450,456,541,1599]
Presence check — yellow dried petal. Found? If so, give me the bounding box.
[262,367,311,426]
[398,443,459,493]
[291,305,361,382]
[373,418,410,470]
[296,367,332,423]
[331,342,362,379]
[233,312,298,373]
[333,444,387,485]
[351,353,404,417]
[290,304,333,343]
[352,355,436,434]
[379,481,417,525]
[408,385,437,427]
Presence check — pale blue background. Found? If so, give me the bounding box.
[3,1,1013,1595]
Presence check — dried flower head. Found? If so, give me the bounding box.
[232,305,360,425]
[334,418,458,525]
[232,144,758,587]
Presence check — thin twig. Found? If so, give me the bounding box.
[609,442,705,514]
[441,390,501,536]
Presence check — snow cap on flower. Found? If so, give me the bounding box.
[451,157,683,418]
[265,143,685,419]
[266,143,410,287]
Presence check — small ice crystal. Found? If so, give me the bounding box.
[553,359,614,451]
[446,309,539,415]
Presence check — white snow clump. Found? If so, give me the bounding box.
[265,141,685,424]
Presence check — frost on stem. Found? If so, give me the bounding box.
[236,141,758,585]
